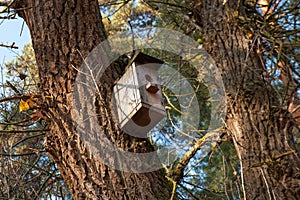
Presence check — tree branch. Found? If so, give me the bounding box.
[0,43,18,49]
[0,150,45,157]
[0,129,50,134]
[0,94,42,103]
[0,0,13,7]
[167,131,223,182]
[0,0,15,13]
[11,133,45,148]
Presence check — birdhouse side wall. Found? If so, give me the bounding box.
[113,63,141,127]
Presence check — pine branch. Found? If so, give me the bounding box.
[167,130,223,182]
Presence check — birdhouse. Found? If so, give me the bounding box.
[113,52,166,138]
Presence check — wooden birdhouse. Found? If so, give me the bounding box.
[113,52,166,137]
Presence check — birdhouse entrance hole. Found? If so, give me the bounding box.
[131,106,151,127]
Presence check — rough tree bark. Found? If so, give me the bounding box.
[14,0,173,199]
[194,0,300,199]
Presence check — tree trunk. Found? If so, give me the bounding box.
[15,0,173,199]
[194,0,300,199]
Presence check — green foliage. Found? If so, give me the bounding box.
[5,44,39,93]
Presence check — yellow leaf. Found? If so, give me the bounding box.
[234,10,239,18]
[31,110,43,122]
[197,38,203,44]
[20,99,30,112]
[246,32,253,38]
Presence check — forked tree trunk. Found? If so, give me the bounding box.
[13,0,300,199]
[194,0,300,199]
[15,0,173,199]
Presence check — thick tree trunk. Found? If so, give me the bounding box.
[15,1,173,199]
[194,0,300,199]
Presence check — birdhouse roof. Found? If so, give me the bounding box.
[133,52,164,66]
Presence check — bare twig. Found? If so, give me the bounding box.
[0,42,18,49]
[0,150,45,157]
[0,0,15,12]
[0,94,42,103]
[11,133,45,148]
[0,129,50,134]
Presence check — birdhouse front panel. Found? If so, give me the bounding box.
[113,63,141,128]
[113,53,166,137]
[135,62,164,106]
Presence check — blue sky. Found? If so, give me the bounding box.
[0,17,31,65]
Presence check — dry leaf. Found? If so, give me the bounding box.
[27,99,35,108]
[194,1,202,7]
[28,93,35,98]
[31,110,43,122]
[247,32,253,38]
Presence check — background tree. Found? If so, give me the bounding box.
[190,0,300,199]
